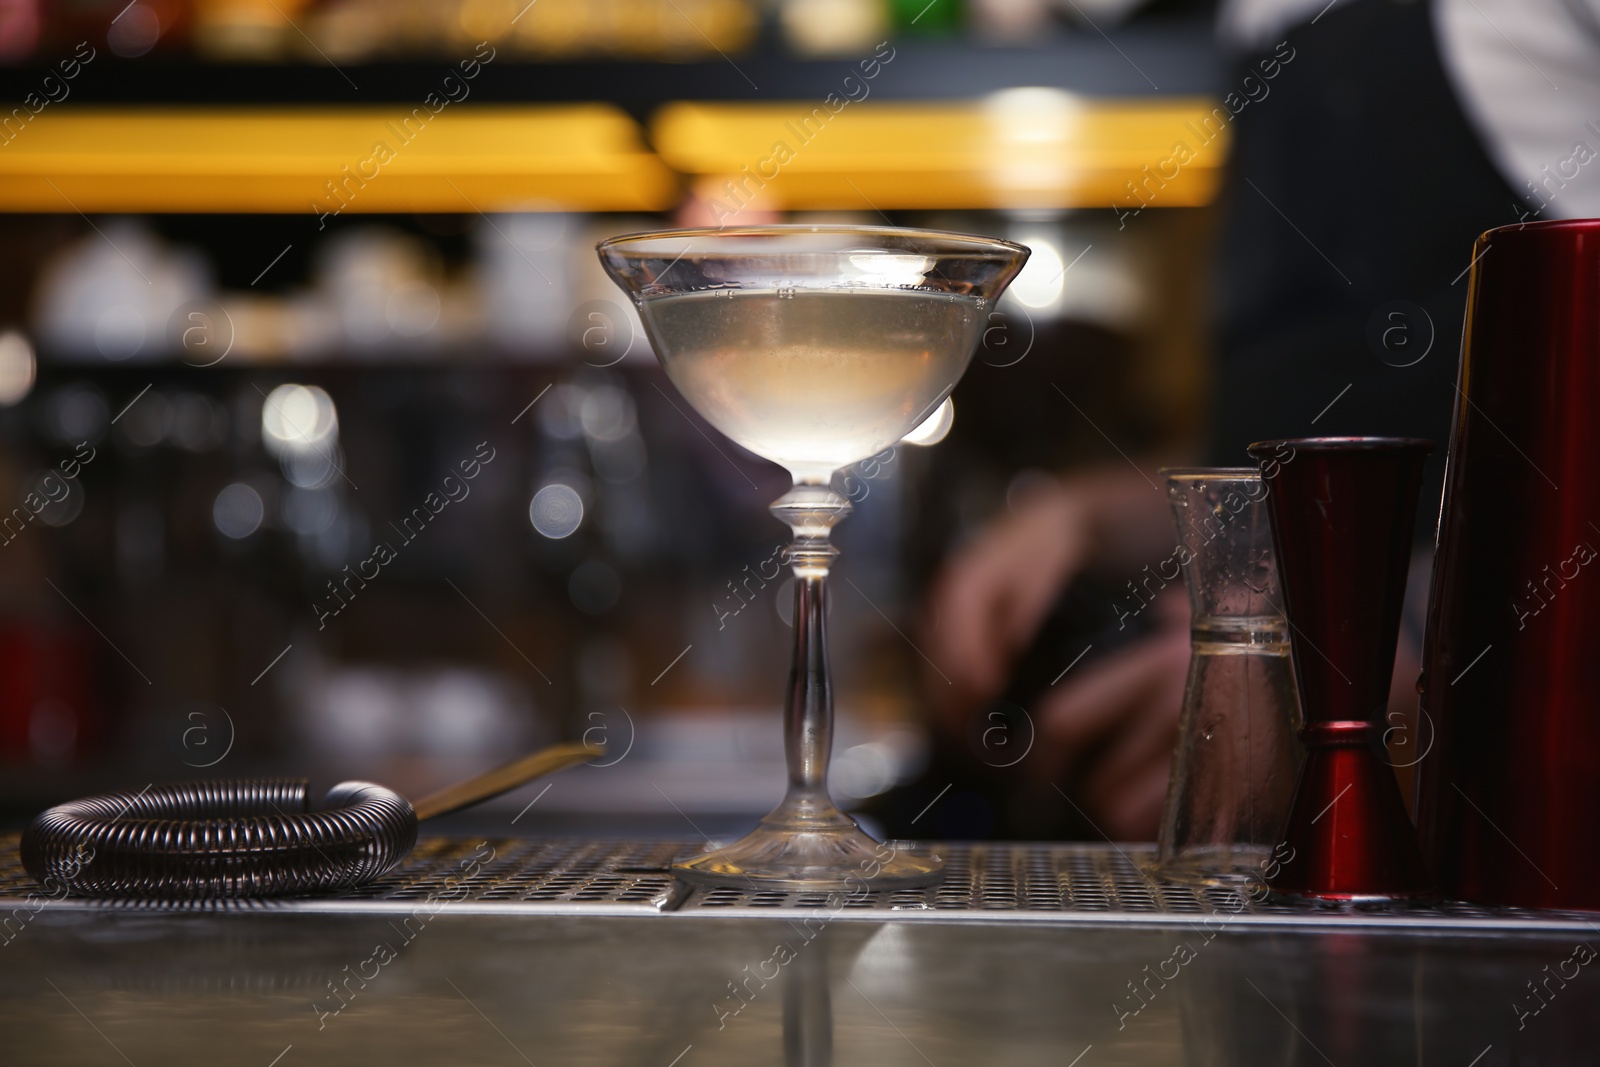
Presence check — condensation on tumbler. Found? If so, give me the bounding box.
[1155,468,1302,886]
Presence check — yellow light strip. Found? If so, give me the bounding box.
[0,106,678,213]
[652,98,1229,212]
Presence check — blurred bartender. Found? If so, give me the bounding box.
[917,0,1600,839]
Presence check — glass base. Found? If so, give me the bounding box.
[1153,844,1274,889]
[673,800,942,891]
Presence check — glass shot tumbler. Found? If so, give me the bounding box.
[1155,468,1302,885]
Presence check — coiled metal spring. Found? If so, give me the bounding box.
[21,779,417,900]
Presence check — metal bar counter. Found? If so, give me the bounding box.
[1,838,1593,1064]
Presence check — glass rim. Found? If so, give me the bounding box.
[1246,436,1434,454]
[596,224,1031,261]
[1481,217,1600,241]
[1160,466,1261,481]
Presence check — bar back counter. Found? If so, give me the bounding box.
[2,836,1593,1064]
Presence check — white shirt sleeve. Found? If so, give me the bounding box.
[1433,0,1600,219]
[1219,0,1600,220]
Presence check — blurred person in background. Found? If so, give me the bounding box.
[912,0,1600,840]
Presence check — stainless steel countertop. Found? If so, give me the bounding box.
[2,838,1595,1065]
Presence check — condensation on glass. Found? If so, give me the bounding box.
[1156,468,1302,885]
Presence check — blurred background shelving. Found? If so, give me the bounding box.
[0,0,1220,841]
[0,107,678,213]
[0,0,1216,101]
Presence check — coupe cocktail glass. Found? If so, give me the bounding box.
[598,225,1028,889]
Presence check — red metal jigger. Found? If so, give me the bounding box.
[1246,437,1433,900]
[1419,219,1600,911]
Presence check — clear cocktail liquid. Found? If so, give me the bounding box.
[638,288,983,482]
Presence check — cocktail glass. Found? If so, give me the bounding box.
[598,225,1029,889]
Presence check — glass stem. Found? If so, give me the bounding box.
[770,484,853,825]
[787,573,831,798]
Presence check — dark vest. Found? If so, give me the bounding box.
[1207,0,1529,514]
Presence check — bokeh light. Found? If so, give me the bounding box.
[260,384,338,456]
[213,483,264,539]
[529,484,584,539]
[0,330,37,407]
[902,397,954,446]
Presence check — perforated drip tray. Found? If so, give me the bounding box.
[1,834,1593,932]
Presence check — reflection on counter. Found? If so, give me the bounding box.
[3,908,1596,1064]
